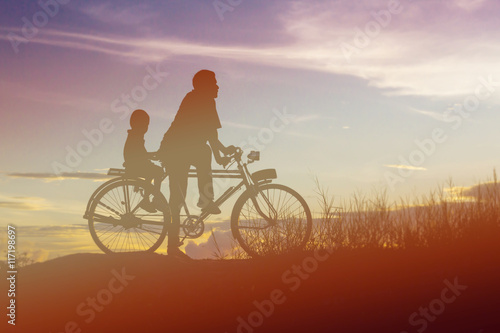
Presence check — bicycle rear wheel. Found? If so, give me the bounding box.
[87,178,169,254]
[231,183,312,257]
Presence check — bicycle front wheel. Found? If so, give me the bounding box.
[231,183,312,257]
[87,179,169,254]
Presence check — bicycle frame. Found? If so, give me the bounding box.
[183,153,278,223]
[85,150,278,228]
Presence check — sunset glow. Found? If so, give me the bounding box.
[1,0,500,260]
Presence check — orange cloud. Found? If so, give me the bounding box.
[6,172,112,181]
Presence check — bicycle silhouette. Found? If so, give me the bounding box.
[84,149,312,257]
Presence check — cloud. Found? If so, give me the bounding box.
[0,224,99,262]
[292,114,321,123]
[20,224,89,236]
[0,201,41,210]
[0,80,109,111]
[222,121,263,130]
[408,108,447,122]
[448,181,500,200]
[384,165,427,171]
[185,229,236,259]
[6,172,112,181]
[1,1,499,97]
[14,248,51,263]
[0,196,49,211]
[0,195,90,216]
[453,0,487,11]
[80,3,157,26]
[283,130,321,140]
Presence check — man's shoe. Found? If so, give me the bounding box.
[199,200,221,215]
[167,247,191,259]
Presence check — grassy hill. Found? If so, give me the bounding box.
[2,238,499,333]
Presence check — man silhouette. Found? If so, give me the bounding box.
[159,70,235,258]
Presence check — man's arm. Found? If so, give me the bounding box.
[208,130,236,166]
[208,130,226,165]
[208,130,224,153]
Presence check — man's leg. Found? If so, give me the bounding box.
[150,164,164,194]
[191,144,214,208]
[167,159,189,249]
[142,162,163,192]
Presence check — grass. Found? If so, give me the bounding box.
[219,172,500,258]
[307,172,500,251]
[6,172,499,263]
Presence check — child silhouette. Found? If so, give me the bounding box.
[124,109,164,213]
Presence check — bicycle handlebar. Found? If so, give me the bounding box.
[225,148,260,164]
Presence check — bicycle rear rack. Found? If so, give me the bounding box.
[187,169,243,179]
[108,168,243,179]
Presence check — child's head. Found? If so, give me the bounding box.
[130,109,150,133]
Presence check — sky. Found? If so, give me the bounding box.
[1,0,499,260]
